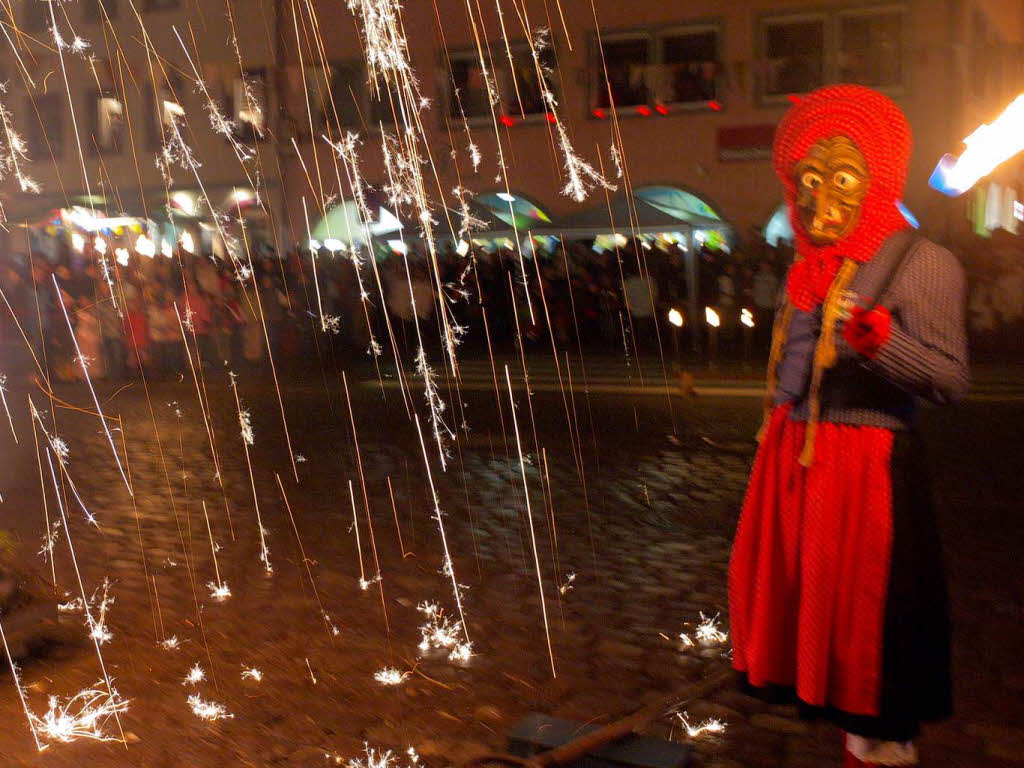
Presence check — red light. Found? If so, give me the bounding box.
[707,100,721,111]
[637,105,652,117]
[655,104,669,116]
[545,112,557,124]
[592,108,607,119]
[787,94,802,105]
[499,114,515,127]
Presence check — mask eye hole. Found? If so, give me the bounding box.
[833,170,861,191]
[800,171,823,190]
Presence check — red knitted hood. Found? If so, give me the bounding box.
[773,85,912,310]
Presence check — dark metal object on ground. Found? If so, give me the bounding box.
[463,670,733,768]
[509,714,691,768]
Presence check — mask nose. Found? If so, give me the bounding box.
[813,184,843,228]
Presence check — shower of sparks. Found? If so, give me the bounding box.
[207,581,232,601]
[346,744,422,768]
[359,574,383,591]
[239,408,254,446]
[30,684,130,745]
[0,94,41,207]
[416,601,471,661]
[241,667,263,682]
[187,694,233,722]
[373,667,410,685]
[694,613,729,645]
[87,579,115,646]
[305,658,318,685]
[322,611,341,637]
[183,664,206,686]
[675,712,727,739]
[529,29,614,202]
[559,572,576,595]
[159,636,181,651]
[39,520,61,563]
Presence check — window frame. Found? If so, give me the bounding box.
[444,40,562,127]
[88,88,125,155]
[655,22,723,110]
[28,93,64,159]
[756,9,830,104]
[835,3,908,92]
[589,29,655,113]
[756,3,908,106]
[144,0,180,11]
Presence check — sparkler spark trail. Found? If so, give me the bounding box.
[45,450,126,743]
[505,365,557,677]
[229,372,271,572]
[413,415,469,648]
[0,374,17,442]
[0,619,44,751]
[52,276,131,495]
[187,694,233,721]
[675,712,726,739]
[241,667,263,682]
[373,667,411,685]
[30,684,130,745]
[183,664,206,686]
[202,500,230,600]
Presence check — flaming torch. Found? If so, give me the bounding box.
[929,93,1024,196]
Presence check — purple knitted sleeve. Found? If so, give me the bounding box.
[867,242,970,404]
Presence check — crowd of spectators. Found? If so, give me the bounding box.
[0,235,793,382]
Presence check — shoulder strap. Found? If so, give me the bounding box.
[858,231,924,310]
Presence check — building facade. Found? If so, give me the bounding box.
[1,0,1022,254]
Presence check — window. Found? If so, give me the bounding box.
[146,75,184,150]
[759,6,906,101]
[593,35,651,109]
[233,70,266,137]
[312,61,367,131]
[448,54,494,120]
[447,43,559,121]
[83,0,116,22]
[761,14,826,97]
[28,94,63,158]
[145,0,179,9]
[660,27,719,104]
[89,91,124,153]
[838,9,903,88]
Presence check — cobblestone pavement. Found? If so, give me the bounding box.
[0,365,1020,767]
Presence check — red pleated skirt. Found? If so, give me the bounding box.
[729,404,895,717]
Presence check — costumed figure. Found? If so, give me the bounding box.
[728,85,970,767]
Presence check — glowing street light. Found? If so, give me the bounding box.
[71,232,85,253]
[705,307,721,328]
[162,239,173,258]
[94,236,107,256]
[180,231,195,255]
[668,308,684,328]
[135,234,156,258]
[741,308,754,328]
[115,247,130,267]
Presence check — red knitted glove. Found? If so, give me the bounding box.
[842,305,892,359]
